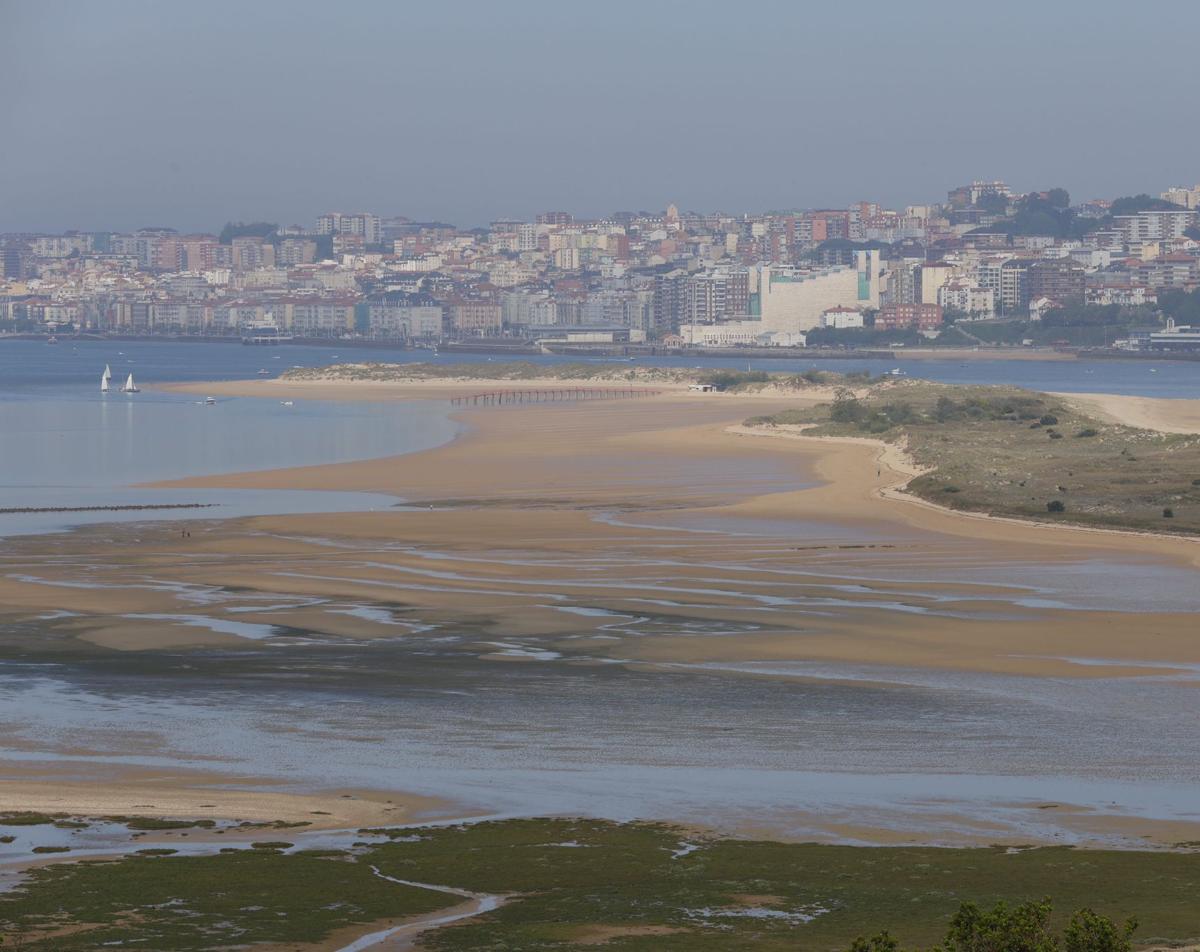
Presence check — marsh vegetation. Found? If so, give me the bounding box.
[748,381,1200,534]
[2,818,1198,950]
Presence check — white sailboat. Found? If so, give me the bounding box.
[100,365,111,393]
[121,372,140,393]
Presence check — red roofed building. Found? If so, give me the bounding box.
[876,303,943,332]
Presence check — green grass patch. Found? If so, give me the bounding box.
[0,812,66,827]
[2,818,1198,951]
[280,361,873,394]
[103,815,217,831]
[747,381,1200,536]
[0,848,457,950]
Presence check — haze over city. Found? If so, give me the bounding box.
[4,0,1200,232]
[4,3,1200,950]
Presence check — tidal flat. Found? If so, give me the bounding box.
[4,361,1200,950]
[4,383,1200,850]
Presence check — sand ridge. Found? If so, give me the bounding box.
[5,376,1200,848]
[2,379,1194,675]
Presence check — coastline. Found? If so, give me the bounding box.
[4,373,1200,852]
[1049,391,1200,435]
[129,377,1200,672]
[727,422,1200,562]
[0,773,445,832]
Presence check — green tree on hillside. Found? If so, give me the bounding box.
[1047,188,1070,209]
[218,221,279,244]
[1108,194,1182,216]
[848,899,1136,952]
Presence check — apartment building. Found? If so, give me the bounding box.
[875,303,944,331]
[365,292,443,339]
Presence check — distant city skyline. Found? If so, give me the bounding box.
[4,0,1200,233]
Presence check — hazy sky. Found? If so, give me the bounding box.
[4,0,1199,233]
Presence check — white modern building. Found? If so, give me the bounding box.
[820,305,865,329]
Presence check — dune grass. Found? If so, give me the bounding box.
[747,381,1200,535]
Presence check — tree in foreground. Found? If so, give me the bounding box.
[848,899,1136,952]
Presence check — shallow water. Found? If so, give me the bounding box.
[0,658,1195,844]
[4,337,1200,397]
[3,338,1199,846]
[1,626,1197,845]
[0,384,456,535]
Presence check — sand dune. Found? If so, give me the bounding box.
[1049,391,1200,434]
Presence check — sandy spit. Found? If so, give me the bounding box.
[0,776,446,830]
[1049,391,1200,435]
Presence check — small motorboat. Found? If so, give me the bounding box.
[204,396,216,405]
[47,336,58,345]
[280,400,294,407]
[884,368,907,377]
[257,368,271,376]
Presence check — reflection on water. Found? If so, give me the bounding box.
[0,390,457,535]
[0,488,404,538]
[3,338,1199,845]
[1,637,1197,844]
[4,337,1200,397]
[0,393,456,487]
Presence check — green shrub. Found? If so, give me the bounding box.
[882,401,916,425]
[1075,428,1099,438]
[704,370,770,391]
[831,389,867,424]
[1040,414,1059,426]
[848,898,1136,952]
[1163,508,1174,518]
[1047,500,1066,513]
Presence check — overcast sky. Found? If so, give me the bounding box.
[4,0,1199,233]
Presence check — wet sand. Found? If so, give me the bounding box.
[4,377,1200,847]
[0,771,443,830]
[3,383,1198,671]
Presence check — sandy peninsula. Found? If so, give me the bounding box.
[3,373,1195,677]
[4,372,1200,849]
[126,375,1200,676]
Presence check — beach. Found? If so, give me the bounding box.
[3,373,1200,848]
[1050,391,1200,434]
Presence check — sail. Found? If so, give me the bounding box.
[103,363,112,380]
[101,372,109,392]
[124,373,136,391]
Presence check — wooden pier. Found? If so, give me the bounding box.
[450,387,661,407]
